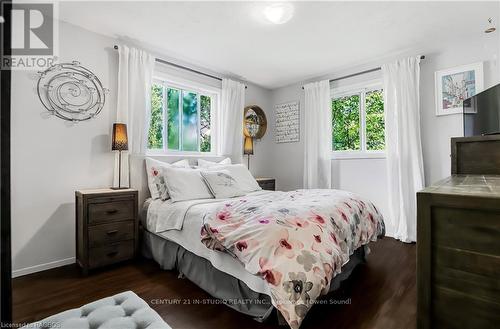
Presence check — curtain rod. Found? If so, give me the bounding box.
[113,45,247,89]
[301,55,426,89]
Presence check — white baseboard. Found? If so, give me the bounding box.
[12,257,75,278]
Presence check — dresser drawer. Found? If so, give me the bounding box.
[88,240,134,268]
[88,200,134,224]
[88,221,134,247]
[417,181,500,329]
[432,207,500,256]
[432,285,500,329]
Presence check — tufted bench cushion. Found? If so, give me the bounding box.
[21,291,171,329]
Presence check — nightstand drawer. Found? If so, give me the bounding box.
[76,188,138,274]
[257,179,275,191]
[88,200,134,224]
[88,240,134,268]
[260,182,275,191]
[88,221,134,247]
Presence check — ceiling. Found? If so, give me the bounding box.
[59,1,499,89]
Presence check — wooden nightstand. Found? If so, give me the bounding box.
[256,178,276,191]
[75,188,138,275]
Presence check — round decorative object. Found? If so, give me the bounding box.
[37,61,109,122]
[243,105,267,139]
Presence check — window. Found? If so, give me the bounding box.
[331,83,385,158]
[148,79,218,154]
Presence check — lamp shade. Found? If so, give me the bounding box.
[111,123,128,151]
[243,136,254,155]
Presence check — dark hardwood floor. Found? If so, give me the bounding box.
[13,237,416,329]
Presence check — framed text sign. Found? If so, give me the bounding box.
[275,101,299,143]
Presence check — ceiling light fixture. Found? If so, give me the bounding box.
[263,3,294,25]
[485,18,496,33]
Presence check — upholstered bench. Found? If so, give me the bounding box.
[21,291,171,329]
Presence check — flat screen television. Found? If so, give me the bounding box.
[464,83,500,136]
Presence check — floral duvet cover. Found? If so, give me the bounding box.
[201,189,385,328]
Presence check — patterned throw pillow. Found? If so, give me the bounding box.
[145,158,190,200]
[200,170,246,199]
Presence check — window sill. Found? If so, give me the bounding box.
[331,151,386,160]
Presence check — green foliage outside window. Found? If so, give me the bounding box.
[332,94,361,151]
[148,84,212,153]
[181,91,198,151]
[365,90,385,150]
[148,84,163,149]
[167,88,180,150]
[200,95,211,152]
[331,89,385,152]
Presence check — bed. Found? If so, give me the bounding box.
[130,155,385,328]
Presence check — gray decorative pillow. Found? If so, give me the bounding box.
[200,170,247,199]
[162,167,214,202]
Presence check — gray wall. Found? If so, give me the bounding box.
[11,20,500,275]
[12,21,118,276]
[243,83,274,179]
[268,71,391,230]
[420,36,499,185]
[262,34,499,238]
[11,21,272,276]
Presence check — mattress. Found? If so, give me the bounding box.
[141,191,375,296]
[141,195,369,323]
[142,194,272,295]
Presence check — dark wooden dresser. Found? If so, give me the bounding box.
[417,136,500,329]
[76,188,138,275]
[256,178,276,191]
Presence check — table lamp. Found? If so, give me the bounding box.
[111,123,128,189]
[244,136,254,170]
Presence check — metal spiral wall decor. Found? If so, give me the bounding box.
[37,61,109,122]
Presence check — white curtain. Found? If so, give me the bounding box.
[113,45,155,187]
[382,56,425,243]
[219,79,245,164]
[303,80,332,189]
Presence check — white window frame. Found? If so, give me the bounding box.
[147,75,220,156]
[331,80,386,160]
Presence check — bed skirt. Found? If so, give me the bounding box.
[142,229,366,324]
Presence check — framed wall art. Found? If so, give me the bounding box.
[435,62,483,116]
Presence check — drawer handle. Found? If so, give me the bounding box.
[106,230,118,235]
[107,251,118,257]
[106,209,118,215]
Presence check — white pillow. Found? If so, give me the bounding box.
[162,167,214,202]
[197,157,232,168]
[145,158,190,200]
[205,164,261,193]
[201,170,246,199]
